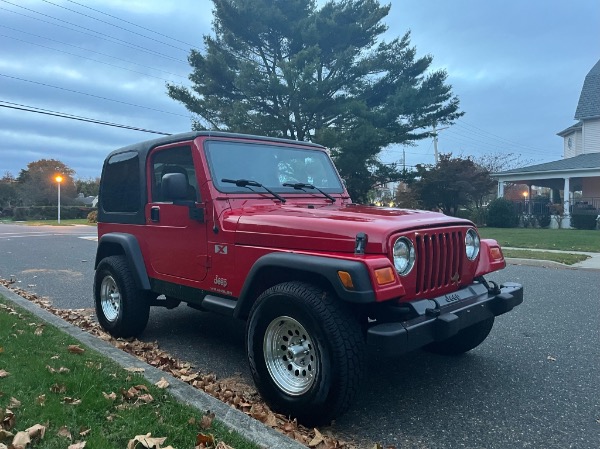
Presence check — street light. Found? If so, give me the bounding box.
[55,175,63,224]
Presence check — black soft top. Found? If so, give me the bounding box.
[105,130,324,162]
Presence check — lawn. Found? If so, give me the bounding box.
[479,227,600,252]
[0,296,256,449]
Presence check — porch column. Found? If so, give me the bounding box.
[562,177,571,228]
[497,180,504,198]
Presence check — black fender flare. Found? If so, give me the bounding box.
[234,252,376,320]
[95,233,151,291]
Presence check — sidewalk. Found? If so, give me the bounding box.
[503,247,600,269]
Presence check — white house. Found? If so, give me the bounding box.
[493,58,600,227]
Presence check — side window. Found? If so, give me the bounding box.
[150,146,199,202]
[102,151,140,213]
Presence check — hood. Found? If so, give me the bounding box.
[225,202,473,254]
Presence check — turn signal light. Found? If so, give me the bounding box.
[374,267,395,285]
[490,247,503,260]
[337,271,354,289]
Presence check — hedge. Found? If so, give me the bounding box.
[13,206,95,221]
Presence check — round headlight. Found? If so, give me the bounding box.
[393,237,415,276]
[465,229,480,260]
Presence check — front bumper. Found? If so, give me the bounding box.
[366,282,523,356]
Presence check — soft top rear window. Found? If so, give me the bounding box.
[101,151,140,213]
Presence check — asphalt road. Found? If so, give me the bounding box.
[1,223,598,449]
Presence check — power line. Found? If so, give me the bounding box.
[40,0,191,54]
[64,0,199,49]
[0,24,188,80]
[0,2,188,64]
[0,32,187,84]
[0,100,172,135]
[0,73,191,118]
[455,119,549,153]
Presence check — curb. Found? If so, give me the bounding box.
[0,285,306,449]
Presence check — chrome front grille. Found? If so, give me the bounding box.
[415,230,464,294]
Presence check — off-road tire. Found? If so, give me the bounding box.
[246,281,366,426]
[94,255,150,338]
[424,317,495,355]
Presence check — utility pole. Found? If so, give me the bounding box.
[432,123,449,164]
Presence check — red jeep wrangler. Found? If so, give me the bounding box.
[94,131,523,424]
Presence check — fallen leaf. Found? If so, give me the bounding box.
[58,426,72,440]
[547,355,557,362]
[155,378,169,389]
[136,394,154,404]
[200,412,215,429]
[36,394,46,406]
[79,428,91,437]
[9,398,21,409]
[62,397,82,406]
[0,370,9,379]
[0,347,4,353]
[102,392,117,401]
[68,345,85,355]
[50,384,67,394]
[215,442,234,449]
[2,409,15,430]
[126,433,167,449]
[0,429,13,442]
[308,428,324,447]
[34,326,44,336]
[25,424,46,440]
[195,432,215,447]
[125,367,145,373]
[10,431,30,449]
[68,442,86,449]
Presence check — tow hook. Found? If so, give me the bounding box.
[477,276,501,295]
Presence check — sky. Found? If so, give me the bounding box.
[0,0,598,181]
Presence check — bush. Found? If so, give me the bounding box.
[468,207,488,226]
[571,214,598,230]
[87,210,98,223]
[486,198,518,228]
[13,206,92,220]
[537,214,551,228]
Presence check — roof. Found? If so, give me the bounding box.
[493,152,600,176]
[556,121,582,137]
[574,59,600,120]
[107,131,323,161]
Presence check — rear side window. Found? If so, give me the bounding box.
[101,151,140,213]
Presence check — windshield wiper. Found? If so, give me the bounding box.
[283,182,336,203]
[221,178,286,203]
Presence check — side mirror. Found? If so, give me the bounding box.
[161,173,188,201]
[161,173,204,222]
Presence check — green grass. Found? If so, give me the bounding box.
[479,227,600,252]
[502,249,589,265]
[0,296,257,449]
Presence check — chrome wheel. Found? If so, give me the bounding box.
[100,275,121,322]
[263,316,317,396]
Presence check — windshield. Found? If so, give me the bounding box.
[205,140,344,194]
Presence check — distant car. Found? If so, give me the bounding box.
[94,131,523,425]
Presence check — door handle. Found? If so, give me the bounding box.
[150,206,160,222]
